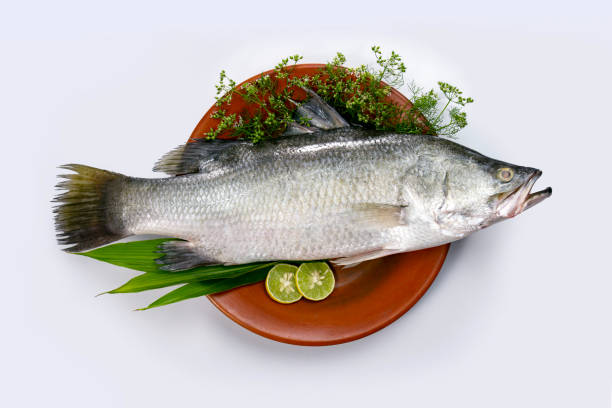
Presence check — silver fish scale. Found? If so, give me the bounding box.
[109,130,451,264]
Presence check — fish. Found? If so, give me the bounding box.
[54,90,551,271]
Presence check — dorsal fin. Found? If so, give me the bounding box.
[284,88,350,136]
[153,139,249,176]
[283,122,315,136]
[155,89,350,174]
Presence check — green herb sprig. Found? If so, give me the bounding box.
[206,46,473,141]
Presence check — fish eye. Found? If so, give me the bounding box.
[496,167,514,182]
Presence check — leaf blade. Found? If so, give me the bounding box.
[107,262,277,294]
[138,268,270,310]
[80,239,177,273]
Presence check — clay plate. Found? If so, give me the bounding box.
[190,64,450,346]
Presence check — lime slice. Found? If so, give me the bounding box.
[265,264,302,304]
[295,262,335,301]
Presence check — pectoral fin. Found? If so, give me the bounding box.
[347,203,407,229]
[331,203,408,268]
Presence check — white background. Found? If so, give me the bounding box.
[2,1,611,407]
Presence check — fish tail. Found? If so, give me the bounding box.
[53,164,128,252]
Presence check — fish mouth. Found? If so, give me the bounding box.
[496,170,552,218]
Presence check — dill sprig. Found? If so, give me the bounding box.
[205,46,473,142]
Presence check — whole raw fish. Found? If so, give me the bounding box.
[54,91,551,270]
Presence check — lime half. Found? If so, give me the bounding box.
[265,264,302,304]
[295,262,335,301]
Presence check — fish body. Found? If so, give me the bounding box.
[55,92,551,270]
[113,130,464,264]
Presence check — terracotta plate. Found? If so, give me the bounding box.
[190,64,450,346]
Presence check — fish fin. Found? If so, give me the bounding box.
[330,204,407,267]
[331,248,404,268]
[283,88,349,135]
[153,139,250,175]
[347,203,407,229]
[53,164,128,252]
[155,241,217,271]
[283,122,315,136]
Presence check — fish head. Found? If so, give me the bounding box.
[431,143,552,236]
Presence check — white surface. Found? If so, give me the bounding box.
[2,1,611,406]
